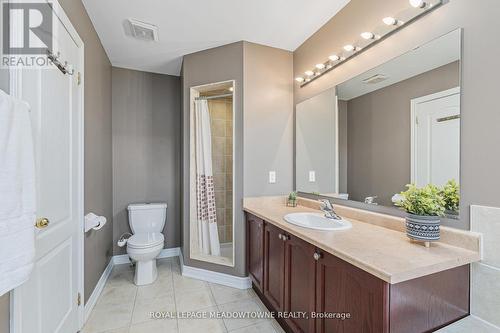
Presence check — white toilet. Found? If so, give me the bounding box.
[127,203,167,285]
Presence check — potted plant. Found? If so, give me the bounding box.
[395,184,446,245]
[287,191,298,207]
[441,179,460,216]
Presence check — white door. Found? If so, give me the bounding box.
[411,87,460,187]
[10,2,84,333]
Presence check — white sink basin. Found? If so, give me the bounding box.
[284,212,352,231]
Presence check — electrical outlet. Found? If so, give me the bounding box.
[309,171,316,182]
[269,171,276,184]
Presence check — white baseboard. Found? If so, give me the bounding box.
[84,258,113,322]
[158,247,181,259]
[179,250,251,290]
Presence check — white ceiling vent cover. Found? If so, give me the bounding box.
[128,18,159,41]
[362,74,388,84]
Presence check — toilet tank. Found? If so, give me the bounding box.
[127,203,167,234]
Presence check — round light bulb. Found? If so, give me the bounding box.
[295,77,304,83]
[343,44,355,52]
[361,32,375,40]
[409,0,426,8]
[228,87,234,92]
[304,70,314,76]
[315,63,325,70]
[383,17,398,25]
[328,54,340,61]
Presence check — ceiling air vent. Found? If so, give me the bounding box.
[362,74,388,84]
[128,18,159,42]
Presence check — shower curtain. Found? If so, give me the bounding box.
[195,99,221,256]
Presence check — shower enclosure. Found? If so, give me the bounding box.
[189,80,234,266]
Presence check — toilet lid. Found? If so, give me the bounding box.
[128,232,164,249]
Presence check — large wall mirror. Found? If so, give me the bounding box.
[190,80,235,267]
[296,29,461,217]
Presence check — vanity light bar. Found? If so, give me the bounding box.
[296,0,444,87]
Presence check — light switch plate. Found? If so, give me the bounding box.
[309,171,316,182]
[269,171,276,184]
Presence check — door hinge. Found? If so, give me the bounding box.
[77,72,82,86]
[415,116,419,125]
[77,292,81,306]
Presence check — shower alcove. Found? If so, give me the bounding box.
[189,80,235,267]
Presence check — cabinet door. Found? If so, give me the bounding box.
[316,252,389,333]
[284,234,317,333]
[264,223,286,311]
[246,214,264,292]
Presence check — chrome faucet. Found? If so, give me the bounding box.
[364,196,378,205]
[319,199,342,220]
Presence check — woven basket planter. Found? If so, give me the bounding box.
[406,214,440,242]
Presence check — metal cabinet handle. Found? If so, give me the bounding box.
[282,234,289,242]
[35,217,50,229]
[313,252,322,261]
[278,234,283,240]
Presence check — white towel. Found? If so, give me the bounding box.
[0,89,36,296]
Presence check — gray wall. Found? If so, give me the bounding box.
[182,42,246,276]
[296,88,337,194]
[294,0,500,229]
[345,61,459,206]
[243,42,294,196]
[112,67,181,254]
[58,0,113,304]
[182,42,294,277]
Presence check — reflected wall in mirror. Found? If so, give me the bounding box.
[296,29,461,216]
[190,80,234,266]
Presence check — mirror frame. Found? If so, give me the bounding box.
[296,28,463,224]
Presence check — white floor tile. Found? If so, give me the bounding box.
[83,256,288,333]
[209,283,255,305]
[228,321,277,333]
[83,301,134,333]
[129,319,178,333]
[436,316,500,333]
[217,298,269,331]
[173,272,208,291]
[177,306,226,333]
[132,293,176,324]
[175,287,215,312]
[136,277,174,301]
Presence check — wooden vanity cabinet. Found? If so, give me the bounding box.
[315,250,389,333]
[246,214,264,292]
[246,213,469,333]
[284,234,317,333]
[263,222,286,311]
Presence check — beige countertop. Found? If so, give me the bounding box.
[243,196,481,284]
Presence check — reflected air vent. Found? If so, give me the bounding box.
[362,74,388,84]
[128,18,159,42]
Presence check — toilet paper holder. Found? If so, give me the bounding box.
[84,213,107,233]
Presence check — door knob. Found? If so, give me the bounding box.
[278,234,283,240]
[35,217,50,229]
[313,252,322,261]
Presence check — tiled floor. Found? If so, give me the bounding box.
[436,316,500,333]
[83,257,285,333]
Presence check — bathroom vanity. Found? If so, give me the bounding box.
[244,197,480,333]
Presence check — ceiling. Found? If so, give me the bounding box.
[337,29,461,100]
[81,0,350,76]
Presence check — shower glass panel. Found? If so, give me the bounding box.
[189,80,234,267]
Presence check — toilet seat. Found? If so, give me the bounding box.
[128,232,164,249]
